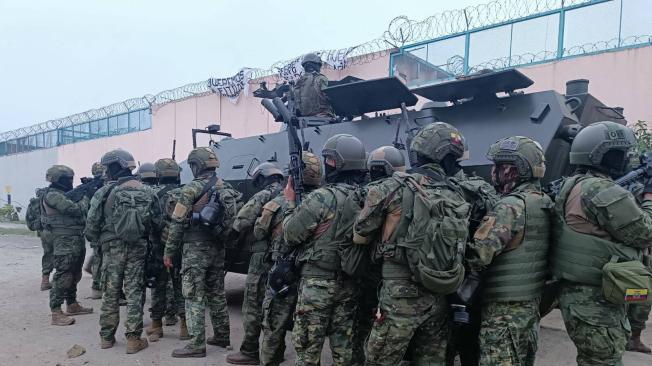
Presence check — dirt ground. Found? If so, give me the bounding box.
[0,233,650,366]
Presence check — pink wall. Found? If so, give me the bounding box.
[54,46,652,179]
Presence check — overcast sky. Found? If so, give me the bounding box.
[0,0,487,132]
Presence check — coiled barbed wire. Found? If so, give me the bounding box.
[0,0,642,144]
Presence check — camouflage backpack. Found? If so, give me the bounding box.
[26,188,45,231]
[393,171,471,294]
[108,180,155,243]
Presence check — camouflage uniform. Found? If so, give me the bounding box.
[41,230,54,276]
[283,183,363,366]
[466,182,551,366]
[354,163,465,365]
[150,183,184,323]
[85,176,158,342]
[164,172,238,351]
[553,171,652,365]
[232,181,282,360]
[628,302,651,334]
[294,71,333,117]
[258,194,297,365]
[42,187,89,311]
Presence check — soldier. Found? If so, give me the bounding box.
[551,121,652,365]
[227,162,285,365]
[85,149,158,354]
[465,136,552,365]
[137,162,158,186]
[283,134,367,366]
[163,147,242,358]
[259,152,323,366]
[145,158,187,341]
[351,146,406,366]
[25,185,53,291]
[354,122,470,365]
[627,302,651,353]
[42,165,93,326]
[88,161,105,299]
[293,53,333,117]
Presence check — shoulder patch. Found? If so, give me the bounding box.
[172,203,188,219]
[474,215,496,241]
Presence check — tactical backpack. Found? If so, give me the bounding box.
[26,189,45,231]
[335,187,369,277]
[393,172,471,294]
[108,181,154,243]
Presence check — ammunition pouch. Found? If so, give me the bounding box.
[300,263,345,280]
[381,260,413,280]
[48,225,84,236]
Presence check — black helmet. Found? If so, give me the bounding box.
[570,121,636,175]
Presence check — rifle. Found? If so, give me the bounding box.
[545,151,652,199]
[66,176,105,202]
[391,102,418,165]
[272,96,304,205]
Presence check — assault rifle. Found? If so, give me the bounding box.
[545,151,652,199]
[66,176,105,202]
[392,102,418,165]
[272,95,304,205]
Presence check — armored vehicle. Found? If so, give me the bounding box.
[191,69,626,273]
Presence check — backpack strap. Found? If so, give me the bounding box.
[411,167,462,195]
[193,175,219,206]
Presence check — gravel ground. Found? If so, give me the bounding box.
[0,233,650,366]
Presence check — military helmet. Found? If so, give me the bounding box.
[187,147,220,172]
[368,146,406,176]
[252,162,284,181]
[154,158,181,178]
[570,121,636,167]
[91,162,105,177]
[301,53,322,67]
[321,134,367,172]
[302,151,323,187]
[137,162,156,179]
[487,136,546,179]
[100,149,137,170]
[46,165,74,183]
[410,122,468,163]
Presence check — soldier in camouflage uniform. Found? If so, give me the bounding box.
[85,149,159,354]
[259,152,323,366]
[465,136,552,366]
[145,158,188,341]
[164,147,242,358]
[551,121,652,365]
[227,162,285,365]
[350,146,406,366]
[88,162,106,299]
[354,122,470,365]
[293,53,333,117]
[42,165,94,326]
[283,134,368,366]
[137,162,158,186]
[27,186,53,291]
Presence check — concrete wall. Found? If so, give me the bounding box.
[0,147,58,211]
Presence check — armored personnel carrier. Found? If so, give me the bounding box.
[193,69,626,273]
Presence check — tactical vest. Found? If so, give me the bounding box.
[552,175,642,286]
[40,188,85,235]
[298,184,359,278]
[250,185,282,254]
[100,177,143,243]
[482,191,552,303]
[294,72,331,117]
[257,195,288,261]
[184,176,223,242]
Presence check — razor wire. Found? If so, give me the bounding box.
[0,0,629,143]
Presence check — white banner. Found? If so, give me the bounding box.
[207,68,253,103]
[277,47,357,82]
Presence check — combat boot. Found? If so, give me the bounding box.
[126,337,148,354]
[90,288,102,299]
[226,351,260,365]
[101,337,116,349]
[179,317,190,340]
[207,336,230,348]
[51,309,75,326]
[172,345,206,358]
[40,275,52,291]
[145,319,163,342]
[626,330,652,354]
[66,302,93,315]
